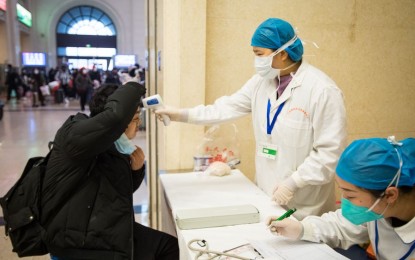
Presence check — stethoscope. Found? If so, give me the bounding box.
[187,239,264,260]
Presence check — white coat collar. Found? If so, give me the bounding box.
[393,215,415,243]
[268,60,309,111]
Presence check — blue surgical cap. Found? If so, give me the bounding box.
[336,137,415,190]
[251,18,304,62]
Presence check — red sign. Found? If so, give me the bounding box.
[0,0,6,11]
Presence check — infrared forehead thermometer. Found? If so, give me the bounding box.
[142,94,170,126]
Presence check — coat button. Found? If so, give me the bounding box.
[29,216,34,220]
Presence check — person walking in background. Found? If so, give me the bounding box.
[55,65,71,103]
[104,68,121,85]
[20,68,31,98]
[75,67,93,111]
[48,66,58,84]
[30,68,46,107]
[89,64,102,88]
[5,64,22,103]
[155,18,347,220]
[70,68,79,98]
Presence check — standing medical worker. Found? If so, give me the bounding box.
[156,18,347,219]
[267,137,415,260]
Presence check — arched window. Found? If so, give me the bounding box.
[56,6,117,70]
[57,6,116,35]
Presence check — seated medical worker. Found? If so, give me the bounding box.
[267,136,415,260]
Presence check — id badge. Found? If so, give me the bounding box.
[257,143,277,160]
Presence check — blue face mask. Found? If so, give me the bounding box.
[341,198,388,225]
[114,133,136,155]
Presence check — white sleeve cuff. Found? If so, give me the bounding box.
[291,172,308,188]
[179,109,189,122]
[301,221,317,242]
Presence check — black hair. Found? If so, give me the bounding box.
[128,66,138,78]
[365,186,414,198]
[89,83,119,117]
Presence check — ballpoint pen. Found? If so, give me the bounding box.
[276,208,296,221]
[267,208,297,229]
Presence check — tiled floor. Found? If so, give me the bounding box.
[0,97,149,259]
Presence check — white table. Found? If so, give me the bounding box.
[159,170,347,260]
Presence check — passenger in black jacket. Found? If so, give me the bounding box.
[41,81,179,260]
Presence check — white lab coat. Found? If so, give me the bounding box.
[187,61,347,219]
[301,210,415,260]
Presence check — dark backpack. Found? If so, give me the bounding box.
[0,143,97,257]
[0,145,52,257]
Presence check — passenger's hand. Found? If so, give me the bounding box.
[266,217,303,240]
[130,146,145,170]
[272,177,298,205]
[154,106,188,122]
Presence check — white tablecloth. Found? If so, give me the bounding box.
[159,170,347,260]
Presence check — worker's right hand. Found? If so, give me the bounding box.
[266,217,303,240]
[272,177,298,205]
[154,106,188,122]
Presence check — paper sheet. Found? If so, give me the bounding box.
[250,238,349,260]
[222,243,263,259]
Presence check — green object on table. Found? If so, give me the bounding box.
[276,208,297,221]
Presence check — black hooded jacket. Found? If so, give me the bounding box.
[41,82,146,259]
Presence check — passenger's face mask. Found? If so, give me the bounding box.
[254,35,298,79]
[114,133,136,155]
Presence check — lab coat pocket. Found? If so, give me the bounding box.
[277,118,312,148]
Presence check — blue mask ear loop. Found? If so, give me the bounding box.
[373,138,406,259]
[367,147,402,213]
[387,135,404,187]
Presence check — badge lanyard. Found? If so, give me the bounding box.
[267,99,286,135]
[375,220,415,260]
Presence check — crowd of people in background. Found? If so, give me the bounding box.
[3,63,145,111]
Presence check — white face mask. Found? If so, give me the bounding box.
[254,35,298,79]
[254,52,280,79]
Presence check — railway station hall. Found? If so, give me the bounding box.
[0,1,414,259]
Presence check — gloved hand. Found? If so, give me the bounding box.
[154,106,188,122]
[266,217,303,240]
[272,177,298,205]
